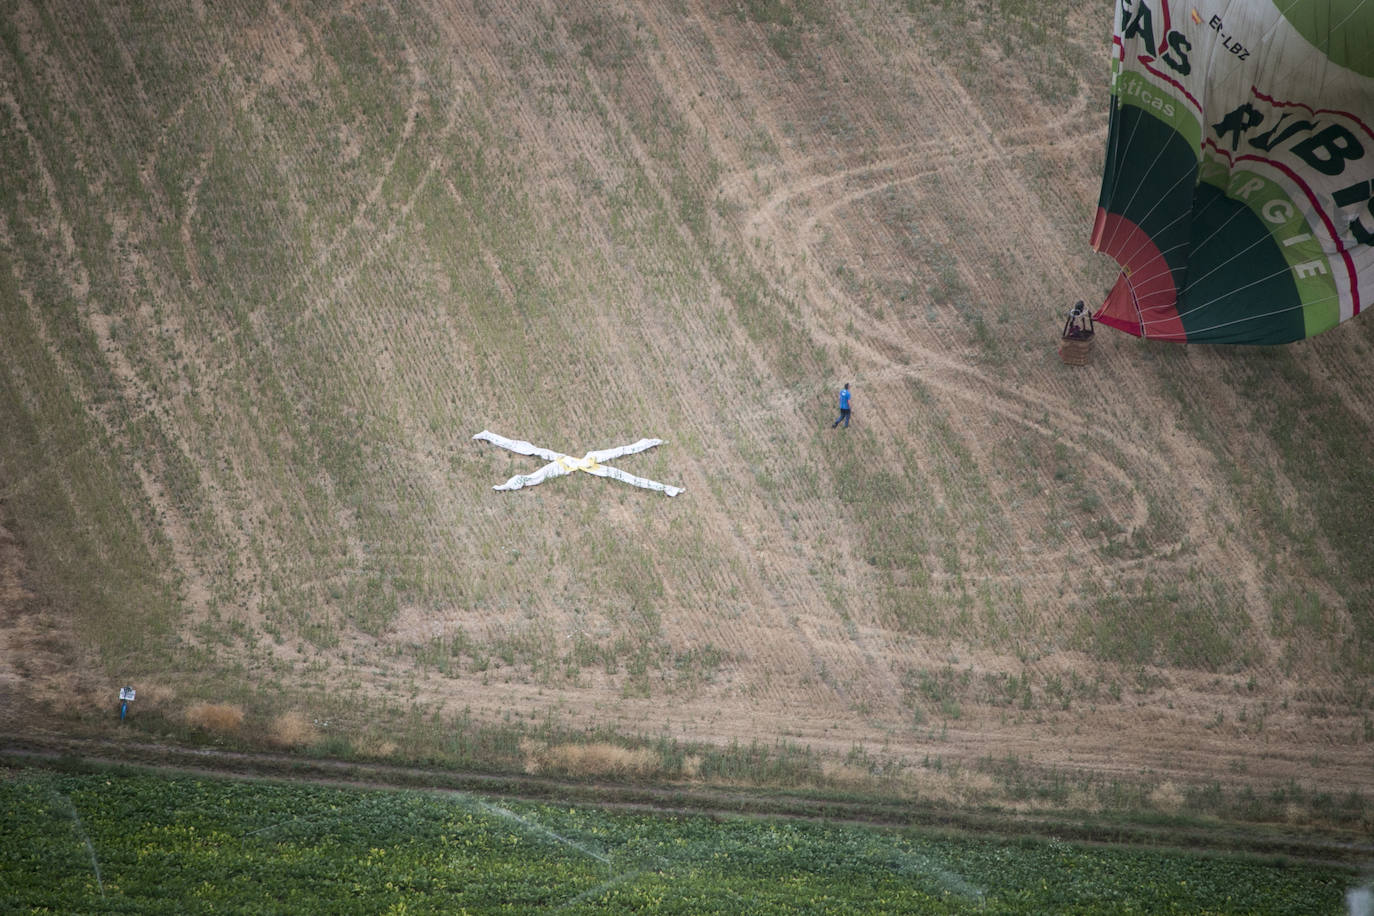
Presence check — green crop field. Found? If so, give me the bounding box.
[0,767,1359,914]
[1,0,1372,869]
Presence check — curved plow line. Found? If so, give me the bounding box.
[736,137,1106,451]
[735,152,1174,576]
[736,118,1101,246]
[748,137,983,222]
[721,77,1095,217]
[265,149,446,345]
[766,214,1154,563]
[904,363,1156,577]
[255,45,456,332]
[182,140,448,402]
[298,41,428,284]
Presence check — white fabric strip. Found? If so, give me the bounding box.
[474,430,683,497]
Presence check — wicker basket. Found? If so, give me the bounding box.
[1058,334,1094,366]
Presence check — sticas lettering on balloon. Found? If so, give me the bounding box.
[1120,76,1176,120]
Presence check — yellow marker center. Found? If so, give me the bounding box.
[557,454,601,474]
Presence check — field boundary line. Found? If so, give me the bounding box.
[2,734,1369,869]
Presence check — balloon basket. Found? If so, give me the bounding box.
[1058,333,1094,366]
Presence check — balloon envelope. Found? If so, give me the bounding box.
[1091,0,1374,344]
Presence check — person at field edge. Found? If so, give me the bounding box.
[831,383,851,429]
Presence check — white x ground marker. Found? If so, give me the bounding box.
[474,430,684,497]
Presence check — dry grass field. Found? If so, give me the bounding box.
[2,0,1372,829]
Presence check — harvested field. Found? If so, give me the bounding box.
[1,0,1371,831]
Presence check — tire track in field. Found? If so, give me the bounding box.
[6,3,295,629]
[429,0,860,714]
[612,1,902,713]
[180,148,212,291]
[721,73,1096,230]
[180,3,454,390]
[4,1,393,631]
[52,8,325,629]
[736,150,1151,536]
[713,55,1183,592]
[0,10,256,625]
[680,0,1264,693]
[678,0,952,709]
[230,0,526,637]
[0,75,182,576]
[250,12,431,330]
[309,33,425,275]
[647,3,1042,703]
[196,3,454,628]
[737,163,1259,647]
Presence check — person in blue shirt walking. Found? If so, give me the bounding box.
[831,383,851,429]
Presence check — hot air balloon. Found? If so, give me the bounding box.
[1091,0,1374,344]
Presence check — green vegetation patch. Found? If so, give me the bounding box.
[0,768,1355,914]
[1071,577,1254,671]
